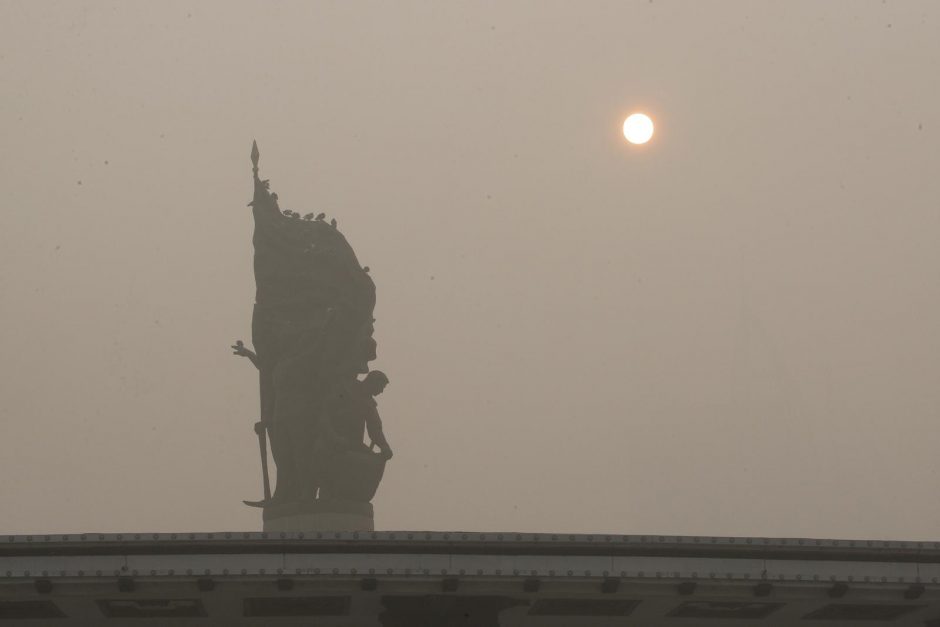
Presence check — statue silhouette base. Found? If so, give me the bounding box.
[258,451,386,532]
[262,498,375,532]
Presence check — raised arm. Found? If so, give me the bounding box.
[231,340,259,370]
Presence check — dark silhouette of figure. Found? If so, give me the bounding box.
[313,370,391,502]
[360,371,392,459]
[321,371,392,458]
[236,141,390,510]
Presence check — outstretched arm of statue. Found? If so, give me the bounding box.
[231,340,259,369]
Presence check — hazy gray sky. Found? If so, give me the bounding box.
[1,0,938,539]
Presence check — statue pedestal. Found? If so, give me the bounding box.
[262,499,374,532]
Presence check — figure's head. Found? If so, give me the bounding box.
[362,370,389,396]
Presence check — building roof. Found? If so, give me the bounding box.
[2,532,939,625]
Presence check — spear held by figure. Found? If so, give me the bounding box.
[237,141,271,507]
[232,340,270,507]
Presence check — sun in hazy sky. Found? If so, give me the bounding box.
[623,113,654,144]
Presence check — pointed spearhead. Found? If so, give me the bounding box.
[250,140,260,172]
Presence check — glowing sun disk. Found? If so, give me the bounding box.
[623,113,654,144]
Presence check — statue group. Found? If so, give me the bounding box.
[232,141,392,530]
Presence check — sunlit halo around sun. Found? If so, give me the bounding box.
[623,113,654,144]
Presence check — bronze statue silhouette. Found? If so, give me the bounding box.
[233,141,391,518]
